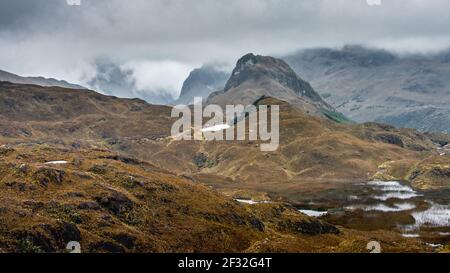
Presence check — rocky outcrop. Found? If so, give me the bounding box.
[207,53,347,121]
[225,53,321,102]
[177,65,229,105]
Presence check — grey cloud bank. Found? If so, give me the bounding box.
[1,0,450,103]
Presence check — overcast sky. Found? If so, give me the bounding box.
[1,0,450,101]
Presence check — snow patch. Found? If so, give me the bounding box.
[402,234,420,238]
[298,209,328,217]
[44,161,69,165]
[201,124,231,132]
[235,199,271,205]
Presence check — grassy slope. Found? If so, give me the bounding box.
[0,144,431,253]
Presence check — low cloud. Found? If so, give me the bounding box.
[123,61,195,99]
[1,0,450,102]
[88,61,194,104]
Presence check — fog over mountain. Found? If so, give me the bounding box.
[1,0,450,102]
[88,62,180,105]
[284,46,450,133]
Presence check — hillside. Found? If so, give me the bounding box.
[0,81,173,144]
[0,69,85,90]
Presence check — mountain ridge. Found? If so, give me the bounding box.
[0,69,85,90]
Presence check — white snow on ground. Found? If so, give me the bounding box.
[298,209,328,217]
[201,124,231,132]
[427,243,444,248]
[235,199,271,205]
[402,234,420,238]
[44,161,69,165]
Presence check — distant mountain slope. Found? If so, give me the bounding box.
[283,45,450,133]
[208,53,349,122]
[176,65,229,105]
[0,81,439,192]
[0,81,173,142]
[0,69,85,89]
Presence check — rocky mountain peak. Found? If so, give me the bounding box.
[224,53,322,102]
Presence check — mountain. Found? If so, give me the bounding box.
[0,82,430,253]
[0,69,85,89]
[207,53,349,122]
[0,62,449,252]
[0,81,173,143]
[176,65,229,105]
[283,45,450,133]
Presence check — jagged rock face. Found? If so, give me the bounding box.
[208,53,344,120]
[177,65,229,105]
[225,53,321,102]
[284,45,450,133]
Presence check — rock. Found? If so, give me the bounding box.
[431,166,450,178]
[52,222,82,244]
[95,191,133,215]
[0,145,15,156]
[65,192,85,198]
[279,219,339,235]
[89,241,126,253]
[89,164,108,174]
[23,200,45,211]
[375,133,404,148]
[34,167,65,186]
[123,176,145,188]
[14,231,50,253]
[78,201,101,210]
[17,163,29,173]
[112,233,137,249]
[13,222,80,253]
[72,171,93,180]
[5,181,36,192]
[249,217,265,232]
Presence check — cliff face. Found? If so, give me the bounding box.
[176,65,229,105]
[208,53,347,122]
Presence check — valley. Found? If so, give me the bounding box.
[0,53,449,253]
